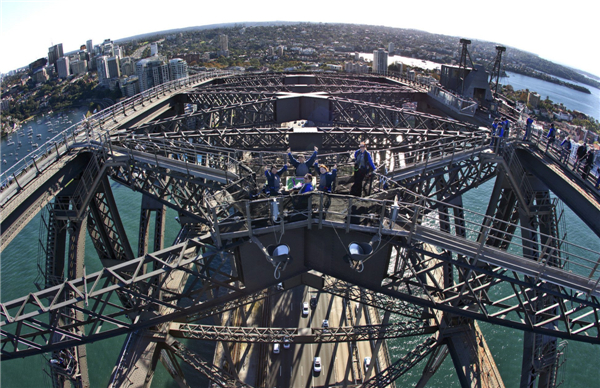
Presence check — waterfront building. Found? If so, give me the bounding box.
[372,48,388,75]
[407,69,416,81]
[388,42,395,54]
[169,58,188,80]
[528,92,540,108]
[56,56,70,79]
[345,62,369,74]
[136,56,169,92]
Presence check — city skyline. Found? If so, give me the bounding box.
[1,0,599,78]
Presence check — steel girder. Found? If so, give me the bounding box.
[167,339,252,388]
[114,127,488,155]
[169,320,437,343]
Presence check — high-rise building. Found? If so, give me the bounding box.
[96,56,109,86]
[136,57,169,92]
[107,56,121,79]
[120,57,135,76]
[56,56,70,78]
[219,34,229,57]
[86,39,93,54]
[151,43,158,56]
[169,58,188,80]
[48,43,64,70]
[372,48,388,75]
[388,42,395,54]
[70,59,88,76]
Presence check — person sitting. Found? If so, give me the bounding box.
[314,163,337,192]
[264,164,287,196]
[287,146,318,177]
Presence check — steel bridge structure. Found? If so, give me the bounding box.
[1,72,599,388]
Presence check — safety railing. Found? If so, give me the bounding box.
[115,138,250,179]
[0,70,235,190]
[211,190,600,287]
[383,132,488,173]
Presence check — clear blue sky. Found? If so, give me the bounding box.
[1,0,599,78]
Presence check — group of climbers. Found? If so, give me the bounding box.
[264,142,376,197]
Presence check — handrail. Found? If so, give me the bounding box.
[0,70,235,189]
[211,190,600,286]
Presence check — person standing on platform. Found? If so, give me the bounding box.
[502,117,510,138]
[350,142,376,196]
[545,123,556,153]
[287,146,318,177]
[574,142,588,171]
[264,164,288,196]
[524,116,533,141]
[559,137,572,164]
[581,149,595,181]
[314,163,337,192]
[490,119,499,147]
[595,167,600,189]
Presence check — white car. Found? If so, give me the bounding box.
[313,356,322,373]
[273,343,280,354]
[302,302,309,316]
[364,356,371,371]
[322,319,329,332]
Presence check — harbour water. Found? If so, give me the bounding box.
[500,71,600,121]
[2,81,600,387]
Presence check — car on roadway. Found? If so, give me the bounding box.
[283,337,290,349]
[273,343,280,354]
[302,302,309,316]
[322,319,329,332]
[310,295,317,308]
[313,356,322,373]
[364,356,371,371]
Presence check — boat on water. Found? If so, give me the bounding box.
[36,134,42,138]
[32,143,38,148]
[7,140,15,146]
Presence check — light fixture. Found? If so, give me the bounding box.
[343,235,381,273]
[267,244,292,279]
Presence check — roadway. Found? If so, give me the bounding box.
[265,285,375,387]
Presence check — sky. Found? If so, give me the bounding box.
[1,0,599,78]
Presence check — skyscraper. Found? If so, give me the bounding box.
[48,43,64,71]
[219,34,229,57]
[372,48,388,75]
[151,43,159,56]
[86,39,93,54]
[56,56,70,78]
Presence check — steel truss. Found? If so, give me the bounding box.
[169,320,437,343]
